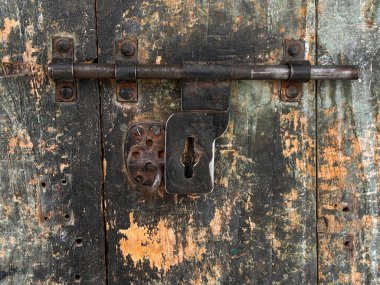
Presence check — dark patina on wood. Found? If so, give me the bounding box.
[0,0,377,284]
[98,0,316,284]
[0,1,105,284]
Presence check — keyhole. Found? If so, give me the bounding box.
[181,137,199,178]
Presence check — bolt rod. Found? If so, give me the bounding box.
[49,63,359,81]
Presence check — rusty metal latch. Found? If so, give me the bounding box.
[48,36,359,194]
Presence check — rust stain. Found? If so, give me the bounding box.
[118,212,206,273]
[0,18,19,43]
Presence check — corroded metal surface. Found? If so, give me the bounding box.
[46,62,359,81]
[165,111,229,194]
[124,122,165,194]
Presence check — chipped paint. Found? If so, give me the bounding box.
[59,163,69,173]
[0,18,19,43]
[281,109,315,180]
[7,129,34,154]
[317,0,380,283]
[103,158,107,179]
[22,37,44,106]
[119,212,206,273]
[209,209,222,236]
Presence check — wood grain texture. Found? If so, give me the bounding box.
[97,0,317,284]
[317,0,380,284]
[0,1,105,284]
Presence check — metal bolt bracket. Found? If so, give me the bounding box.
[48,36,358,105]
[115,37,138,102]
[281,39,307,102]
[51,37,77,102]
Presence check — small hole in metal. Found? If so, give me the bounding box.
[158,151,165,158]
[64,214,70,219]
[181,137,199,178]
[342,206,349,212]
[44,216,49,221]
[146,139,153,148]
[61,179,67,185]
[41,182,46,188]
[75,238,83,245]
[74,274,81,282]
[132,152,140,159]
[344,241,350,247]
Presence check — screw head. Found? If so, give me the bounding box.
[152,126,161,135]
[120,42,135,56]
[60,86,74,100]
[288,44,300,56]
[286,86,300,99]
[57,39,71,53]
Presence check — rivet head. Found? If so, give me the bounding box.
[133,126,144,138]
[152,126,161,135]
[60,86,74,100]
[288,44,300,56]
[286,86,300,99]
[134,175,143,183]
[57,39,71,53]
[119,88,133,100]
[120,42,135,56]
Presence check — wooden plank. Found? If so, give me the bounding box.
[98,0,317,283]
[317,0,380,284]
[0,1,105,284]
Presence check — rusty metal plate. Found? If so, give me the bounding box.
[182,81,231,111]
[124,122,165,194]
[281,39,305,102]
[165,111,229,194]
[115,37,138,102]
[52,37,77,102]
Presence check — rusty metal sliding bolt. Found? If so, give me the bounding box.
[48,62,359,82]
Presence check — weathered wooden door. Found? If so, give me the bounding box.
[0,1,378,284]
